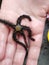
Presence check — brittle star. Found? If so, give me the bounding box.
[0,15,35,65]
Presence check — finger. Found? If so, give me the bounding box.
[13,35,26,65]
[0,0,17,61]
[30,16,46,47]
[0,0,20,64]
[26,33,43,65]
[26,16,46,65]
[0,23,9,60]
[1,31,17,65]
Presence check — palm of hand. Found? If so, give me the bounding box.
[0,0,49,65]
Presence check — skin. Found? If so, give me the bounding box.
[0,0,49,65]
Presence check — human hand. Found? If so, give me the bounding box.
[0,0,49,65]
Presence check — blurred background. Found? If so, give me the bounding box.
[38,15,49,65]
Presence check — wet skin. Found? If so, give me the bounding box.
[0,15,35,65]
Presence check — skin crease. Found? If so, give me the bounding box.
[0,0,49,65]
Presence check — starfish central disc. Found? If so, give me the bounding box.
[15,25,22,31]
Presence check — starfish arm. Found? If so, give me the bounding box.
[0,19,15,29]
[13,31,28,65]
[22,26,35,41]
[13,31,27,51]
[19,31,29,48]
[16,15,32,25]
